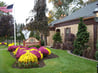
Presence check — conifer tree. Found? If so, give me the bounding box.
[73,17,89,55]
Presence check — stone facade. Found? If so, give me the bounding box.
[47,30,55,46]
[47,17,95,50]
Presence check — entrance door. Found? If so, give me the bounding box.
[64,28,71,42]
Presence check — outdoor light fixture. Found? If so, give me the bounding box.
[93,3,98,73]
[93,3,98,22]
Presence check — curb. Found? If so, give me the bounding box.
[67,50,98,62]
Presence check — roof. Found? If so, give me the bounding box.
[48,20,59,26]
[50,1,98,26]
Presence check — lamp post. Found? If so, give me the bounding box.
[93,3,98,73]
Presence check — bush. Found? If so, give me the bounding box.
[73,17,89,55]
[18,52,38,63]
[28,45,40,48]
[53,32,62,43]
[96,40,98,49]
[39,46,51,56]
[15,61,39,68]
[41,40,44,46]
[95,51,98,60]
[53,32,62,49]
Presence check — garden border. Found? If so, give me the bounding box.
[67,50,98,62]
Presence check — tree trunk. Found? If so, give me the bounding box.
[41,33,43,40]
[44,35,47,46]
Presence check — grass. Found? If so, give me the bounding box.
[0,45,8,49]
[0,42,23,49]
[0,48,97,73]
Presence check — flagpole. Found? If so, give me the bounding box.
[13,4,16,45]
[14,18,16,45]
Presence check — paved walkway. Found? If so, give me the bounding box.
[67,50,98,62]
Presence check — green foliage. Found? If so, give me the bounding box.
[33,33,40,40]
[29,31,34,37]
[48,10,55,24]
[95,51,98,60]
[17,31,25,40]
[41,40,44,46]
[48,0,85,19]
[15,61,39,68]
[73,17,89,55]
[53,32,62,43]
[28,45,40,48]
[96,40,98,49]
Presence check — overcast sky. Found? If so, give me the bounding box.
[0,0,53,24]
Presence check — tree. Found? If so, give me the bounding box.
[48,0,74,19]
[0,15,14,37]
[28,0,49,45]
[48,0,87,19]
[16,23,25,45]
[0,15,14,43]
[73,17,89,55]
[48,10,55,24]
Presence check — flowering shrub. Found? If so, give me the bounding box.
[27,47,38,50]
[8,45,51,68]
[8,45,18,52]
[13,47,26,56]
[18,52,38,63]
[16,49,26,59]
[39,46,51,55]
[0,42,7,45]
[8,43,14,47]
[30,50,43,59]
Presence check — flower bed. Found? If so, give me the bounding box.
[8,45,52,68]
[0,42,7,45]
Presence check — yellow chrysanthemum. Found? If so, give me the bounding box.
[29,49,38,51]
[13,47,20,55]
[39,51,43,59]
[8,43,14,47]
[0,43,1,45]
[20,48,25,50]
[4,43,7,45]
[18,52,38,63]
[45,48,51,55]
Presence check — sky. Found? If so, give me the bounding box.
[0,0,53,24]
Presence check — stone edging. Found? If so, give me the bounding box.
[67,50,98,62]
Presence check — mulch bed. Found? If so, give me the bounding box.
[10,52,58,69]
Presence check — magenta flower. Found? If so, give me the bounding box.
[27,47,38,50]
[8,45,18,52]
[39,46,49,55]
[2,42,5,45]
[30,50,41,59]
[16,49,26,59]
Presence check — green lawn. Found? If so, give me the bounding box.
[0,42,23,49]
[0,48,97,73]
[0,45,8,49]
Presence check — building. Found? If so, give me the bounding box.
[47,1,98,56]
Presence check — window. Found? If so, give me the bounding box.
[65,28,71,35]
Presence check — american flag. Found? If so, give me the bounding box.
[0,4,13,13]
